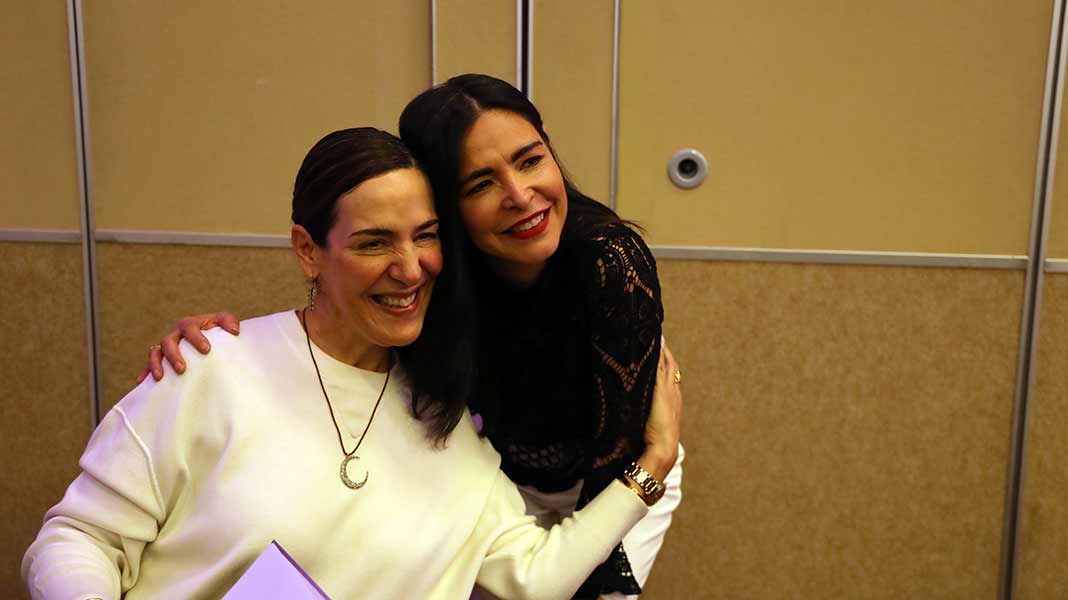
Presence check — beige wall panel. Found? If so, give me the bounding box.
[643,260,1021,598]
[435,0,516,85]
[0,243,90,599]
[1016,273,1068,599]
[619,2,1052,254]
[1049,95,1068,259]
[1049,218,1067,260]
[96,244,305,413]
[531,0,614,204]
[84,2,430,235]
[0,4,80,230]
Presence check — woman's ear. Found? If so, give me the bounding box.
[291,224,321,280]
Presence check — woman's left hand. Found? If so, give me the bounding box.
[637,337,682,482]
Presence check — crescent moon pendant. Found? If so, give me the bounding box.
[340,454,369,489]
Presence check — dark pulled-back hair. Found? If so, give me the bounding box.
[292,127,416,246]
[397,74,631,425]
[291,127,470,445]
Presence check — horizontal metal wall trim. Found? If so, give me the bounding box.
[3,228,1041,270]
[1048,258,1068,272]
[95,229,291,248]
[0,229,81,243]
[651,245,1029,270]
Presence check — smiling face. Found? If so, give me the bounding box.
[457,109,567,286]
[301,168,442,355]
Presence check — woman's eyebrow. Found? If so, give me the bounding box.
[460,167,492,187]
[415,219,440,232]
[510,141,543,161]
[349,219,439,238]
[349,228,392,238]
[460,141,545,186]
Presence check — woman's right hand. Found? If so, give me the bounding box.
[636,338,683,483]
[135,312,241,383]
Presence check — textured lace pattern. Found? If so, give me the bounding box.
[588,232,661,469]
[473,225,663,597]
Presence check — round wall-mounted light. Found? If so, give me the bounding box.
[667,148,708,190]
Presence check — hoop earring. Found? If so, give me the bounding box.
[308,276,320,311]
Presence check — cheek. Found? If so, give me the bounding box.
[459,200,498,241]
[548,167,567,203]
[422,248,444,278]
[331,258,381,295]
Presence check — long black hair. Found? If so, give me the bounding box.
[397,74,633,424]
[292,127,471,445]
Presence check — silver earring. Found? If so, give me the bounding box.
[308,277,320,310]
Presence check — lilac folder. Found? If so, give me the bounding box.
[222,541,331,599]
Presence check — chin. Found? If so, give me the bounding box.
[526,238,560,264]
[383,325,424,349]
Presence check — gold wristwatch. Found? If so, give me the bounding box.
[621,461,666,506]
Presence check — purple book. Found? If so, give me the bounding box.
[223,541,331,599]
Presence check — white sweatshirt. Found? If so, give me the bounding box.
[22,311,647,600]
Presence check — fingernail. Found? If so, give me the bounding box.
[152,370,162,380]
[176,362,185,373]
[198,343,210,352]
[136,374,144,383]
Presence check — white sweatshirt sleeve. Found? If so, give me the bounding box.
[474,472,649,600]
[21,406,166,600]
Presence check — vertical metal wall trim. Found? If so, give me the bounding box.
[516,0,531,96]
[609,0,621,212]
[524,0,532,99]
[67,0,103,427]
[430,0,437,86]
[515,0,523,89]
[1000,1,1067,597]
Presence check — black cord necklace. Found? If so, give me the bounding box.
[301,307,391,490]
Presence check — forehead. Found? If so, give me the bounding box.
[333,168,435,227]
[461,110,540,165]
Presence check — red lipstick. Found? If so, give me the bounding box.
[504,209,550,240]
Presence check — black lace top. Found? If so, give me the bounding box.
[471,224,664,598]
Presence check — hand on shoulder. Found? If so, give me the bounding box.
[137,311,242,383]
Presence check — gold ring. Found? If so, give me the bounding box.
[149,345,161,351]
[673,369,681,384]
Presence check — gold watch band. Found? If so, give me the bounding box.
[619,475,648,503]
[620,461,666,506]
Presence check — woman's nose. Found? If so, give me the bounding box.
[501,176,534,209]
[389,247,424,285]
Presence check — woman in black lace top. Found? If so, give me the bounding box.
[397,75,683,598]
[142,74,683,599]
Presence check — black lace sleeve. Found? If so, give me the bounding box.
[573,227,664,598]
